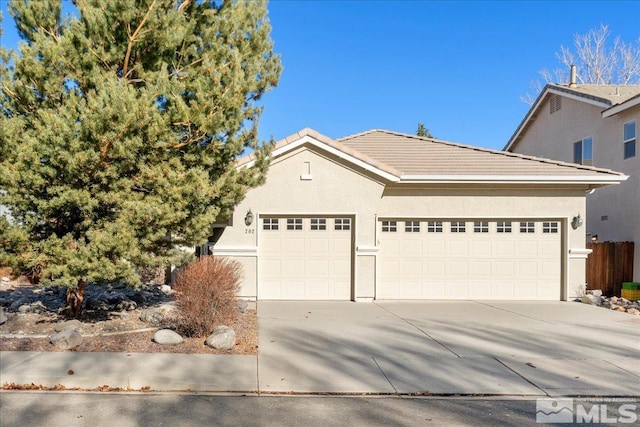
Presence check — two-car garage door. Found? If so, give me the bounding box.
[256,216,561,300]
[377,219,561,300]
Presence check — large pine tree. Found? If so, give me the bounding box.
[0,0,281,316]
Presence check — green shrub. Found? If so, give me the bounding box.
[173,256,241,337]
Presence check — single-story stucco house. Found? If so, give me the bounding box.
[209,128,627,301]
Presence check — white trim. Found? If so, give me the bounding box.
[569,248,593,259]
[399,174,627,184]
[355,297,374,302]
[356,245,379,255]
[602,96,640,118]
[244,135,400,182]
[300,174,313,180]
[210,246,258,257]
[546,87,611,108]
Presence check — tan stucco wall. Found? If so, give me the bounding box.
[511,98,640,281]
[214,144,590,300]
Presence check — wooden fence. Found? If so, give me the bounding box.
[586,241,635,297]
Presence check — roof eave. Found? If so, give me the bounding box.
[238,132,401,183]
[602,94,640,118]
[398,174,628,185]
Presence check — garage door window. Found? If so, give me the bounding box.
[263,218,279,230]
[405,221,420,232]
[450,221,466,232]
[497,221,512,233]
[427,221,443,232]
[335,218,351,230]
[382,221,397,232]
[474,221,489,233]
[287,218,303,230]
[520,222,535,233]
[311,218,327,230]
[543,222,559,233]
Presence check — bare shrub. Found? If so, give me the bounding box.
[173,256,242,337]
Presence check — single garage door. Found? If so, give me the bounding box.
[259,216,353,300]
[377,219,561,300]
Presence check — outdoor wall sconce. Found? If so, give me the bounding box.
[571,214,583,230]
[244,209,254,226]
[591,234,598,242]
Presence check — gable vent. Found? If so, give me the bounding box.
[550,94,561,114]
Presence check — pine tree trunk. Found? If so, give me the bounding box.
[65,279,87,318]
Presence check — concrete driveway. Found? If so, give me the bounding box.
[258,301,640,396]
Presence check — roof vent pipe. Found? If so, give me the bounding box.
[569,64,577,88]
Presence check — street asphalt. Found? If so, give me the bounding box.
[1,301,639,396]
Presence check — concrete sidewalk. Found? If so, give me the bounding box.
[1,301,639,395]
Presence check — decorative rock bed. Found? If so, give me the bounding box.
[580,290,640,315]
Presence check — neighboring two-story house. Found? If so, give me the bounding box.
[504,81,640,282]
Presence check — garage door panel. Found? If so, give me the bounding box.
[447,260,469,277]
[402,260,423,276]
[425,240,446,255]
[495,261,515,277]
[470,261,492,276]
[378,219,561,300]
[517,241,539,257]
[283,238,305,255]
[448,240,469,256]
[425,260,445,276]
[307,259,329,275]
[495,240,516,257]
[471,240,492,256]
[283,259,305,275]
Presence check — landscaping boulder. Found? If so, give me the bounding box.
[237,299,248,314]
[54,319,82,332]
[591,289,603,297]
[205,325,236,350]
[627,308,640,316]
[49,327,83,350]
[153,329,183,345]
[140,308,164,326]
[0,307,7,325]
[160,285,173,295]
[582,294,600,305]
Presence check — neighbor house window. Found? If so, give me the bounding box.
[335,218,351,231]
[310,218,326,230]
[474,221,489,233]
[550,94,561,114]
[382,221,397,232]
[573,137,593,165]
[450,221,466,233]
[520,222,535,233]
[263,218,279,230]
[405,221,420,232]
[542,222,558,233]
[497,221,512,233]
[287,218,303,230]
[427,221,443,233]
[624,120,636,159]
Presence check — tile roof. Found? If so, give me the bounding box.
[337,129,624,180]
[239,128,626,185]
[549,84,640,105]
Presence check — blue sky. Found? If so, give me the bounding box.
[2,0,639,150]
